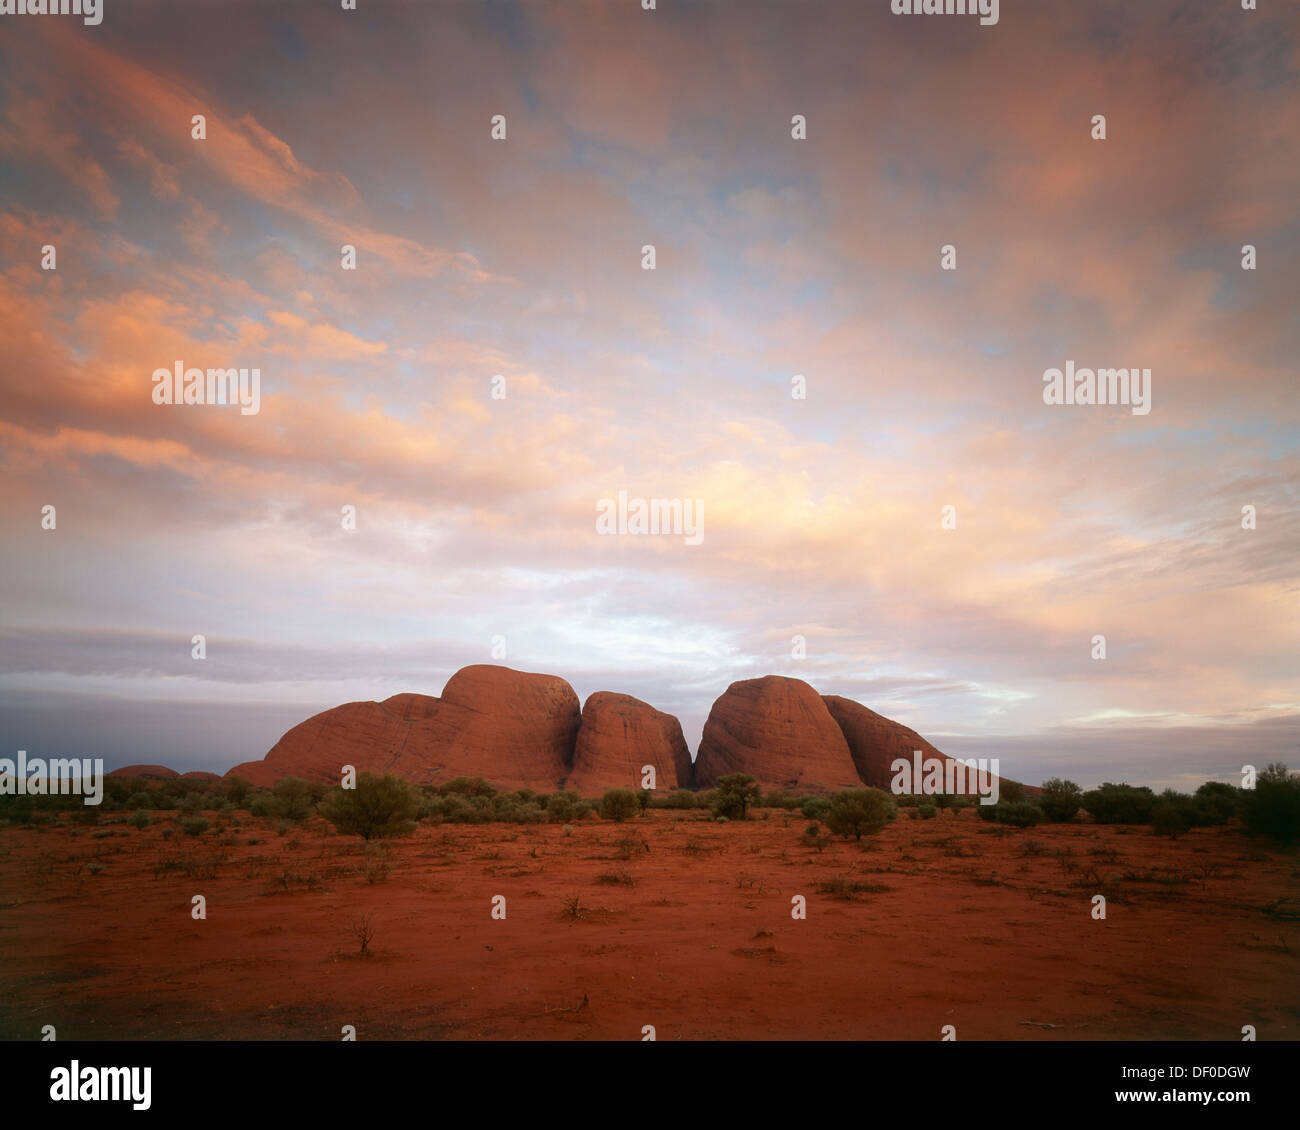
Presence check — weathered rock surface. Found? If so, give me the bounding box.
[693,676,861,792]
[225,694,437,788]
[225,666,581,792]
[567,691,693,795]
[108,764,179,780]
[389,665,580,791]
[823,694,1033,797]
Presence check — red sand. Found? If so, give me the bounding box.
[1,809,1296,1040]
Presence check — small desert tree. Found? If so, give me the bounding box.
[1240,763,1300,844]
[269,776,319,822]
[1039,778,1083,823]
[711,773,761,820]
[599,788,640,822]
[320,773,419,841]
[824,788,897,841]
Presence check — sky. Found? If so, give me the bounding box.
[1,0,1297,793]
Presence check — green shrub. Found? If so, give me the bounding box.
[823,788,896,840]
[179,816,209,836]
[1151,790,1196,838]
[799,796,832,821]
[1082,783,1156,825]
[223,776,252,807]
[1039,778,1083,823]
[547,791,592,823]
[319,773,419,841]
[993,801,1043,828]
[1192,781,1237,826]
[651,790,697,810]
[127,809,152,830]
[599,788,640,822]
[440,777,498,798]
[711,773,761,820]
[918,803,937,819]
[1240,764,1300,844]
[977,801,999,821]
[269,777,319,822]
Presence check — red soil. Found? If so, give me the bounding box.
[1,810,1296,1040]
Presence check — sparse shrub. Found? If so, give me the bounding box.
[652,790,697,810]
[1151,789,1196,839]
[1000,780,1025,803]
[824,788,896,841]
[1192,781,1237,826]
[319,773,419,841]
[918,804,937,819]
[547,790,591,824]
[711,773,761,820]
[562,824,575,836]
[596,869,635,886]
[977,801,999,822]
[1039,778,1083,823]
[992,801,1043,828]
[1082,783,1156,825]
[636,789,652,814]
[440,777,497,798]
[422,793,490,824]
[350,912,376,955]
[270,777,319,822]
[223,776,252,807]
[599,788,640,823]
[127,809,152,830]
[86,861,104,874]
[1240,764,1300,844]
[799,796,832,821]
[179,816,209,837]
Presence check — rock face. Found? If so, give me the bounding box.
[206,667,1031,799]
[226,694,437,788]
[226,666,581,792]
[823,694,1033,798]
[693,676,862,792]
[108,764,179,780]
[821,696,948,789]
[389,665,580,791]
[567,692,693,795]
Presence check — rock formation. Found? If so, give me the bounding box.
[106,665,1034,800]
[225,665,580,793]
[693,675,861,792]
[107,764,179,780]
[567,692,693,794]
[823,694,1033,797]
